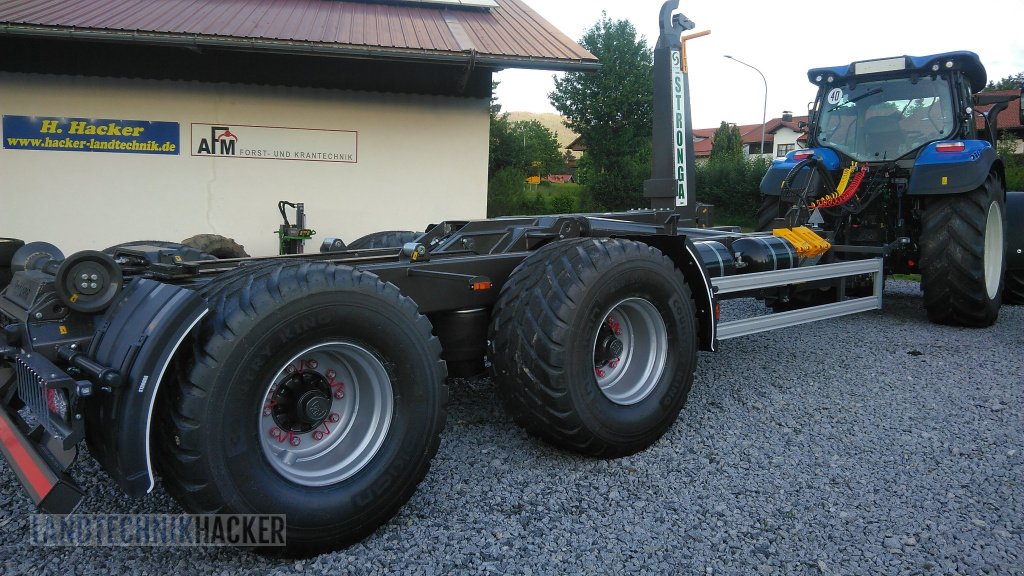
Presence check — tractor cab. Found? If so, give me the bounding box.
[759,51,1001,213]
[806,52,985,163]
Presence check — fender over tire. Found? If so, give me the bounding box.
[920,172,1006,326]
[489,237,697,457]
[156,261,446,555]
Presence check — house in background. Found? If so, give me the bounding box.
[975,89,1024,153]
[0,0,597,255]
[693,112,809,162]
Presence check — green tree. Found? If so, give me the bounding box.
[550,14,653,211]
[489,85,564,179]
[507,120,565,177]
[709,122,743,162]
[984,72,1024,91]
[696,121,770,226]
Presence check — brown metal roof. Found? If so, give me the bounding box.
[0,0,598,70]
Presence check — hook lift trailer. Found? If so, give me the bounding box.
[0,1,1020,555]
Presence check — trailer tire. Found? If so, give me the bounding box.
[1004,270,1024,305]
[346,230,421,250]
[489,237,697,457]
[920,172,1006,327]
[156,261,446,556]
[180,234,249,258]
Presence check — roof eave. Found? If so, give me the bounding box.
[0,23,600,72]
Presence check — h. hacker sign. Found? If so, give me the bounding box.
[3,116,179,155]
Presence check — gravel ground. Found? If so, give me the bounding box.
[1,279,1021,575]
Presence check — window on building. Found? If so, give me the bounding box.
[776,143,795,157]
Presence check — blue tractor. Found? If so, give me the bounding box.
[759,51,1023,326]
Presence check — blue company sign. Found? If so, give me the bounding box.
[3,116,179,155]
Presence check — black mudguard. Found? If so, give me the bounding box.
[84,278,208,497]
[907,145,997,195]
[1008,190,1024,271]
[630,234,716,352]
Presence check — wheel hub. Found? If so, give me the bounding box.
[595,332,624,366]
[270,371,332,433]
[591,298,669,406]
[258,342,395,487]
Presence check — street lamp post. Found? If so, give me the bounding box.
[724,55,767,157]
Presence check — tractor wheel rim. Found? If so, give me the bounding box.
[592,297,668,406]
[258,341,393,487]
[984,201,1004,300]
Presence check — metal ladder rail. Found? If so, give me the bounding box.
[712,258,884,340]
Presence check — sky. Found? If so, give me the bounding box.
[494,0,1024,130]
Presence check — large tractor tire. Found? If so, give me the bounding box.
[489,237,697,457]
[157,261,447,555]
[755,195,791,232]
[0,237,25,289]
[1004,271,1024,305]
[920,173,1006,327]
[346,230,421,250]
[180,234,249,258]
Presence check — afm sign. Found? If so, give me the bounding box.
[195,126,236,155]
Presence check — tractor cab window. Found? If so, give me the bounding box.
[816,75,955,162]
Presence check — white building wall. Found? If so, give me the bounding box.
[1,73,489,255]
[771,127,804,156]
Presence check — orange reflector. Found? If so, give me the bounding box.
[714,302,721,321]
[935,142,965,153]
[472,281,492,291]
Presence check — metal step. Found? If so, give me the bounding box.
[712,258,884,341]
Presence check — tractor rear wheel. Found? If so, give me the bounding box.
[755,196,791,232]
[489,237,697,457]
[920,173,1006,327]
[180,234,249,258]
[157,261,446,555]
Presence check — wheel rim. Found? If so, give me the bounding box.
[983,201,1004,300]
[592,298,668,405]
[258,342,393,486]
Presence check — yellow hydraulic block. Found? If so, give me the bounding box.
[772,226,831,258]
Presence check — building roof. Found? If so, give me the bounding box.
[0,0,598,71]
[974,89,1023,134]
[693,116,809,157]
